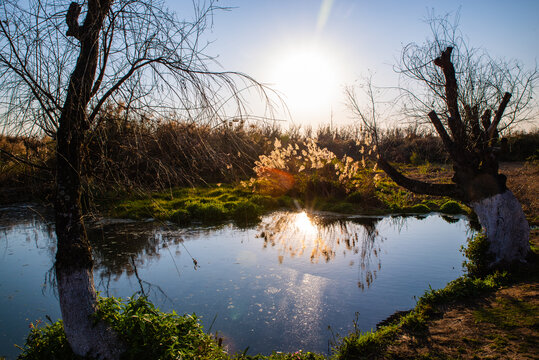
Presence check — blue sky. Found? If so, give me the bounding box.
[170,0,539,128]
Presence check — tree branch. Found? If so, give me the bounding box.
[488,92,511,140]
[0,148,52,171]
[433,47,466,142]
[65,2,82,39]
[88,58,159,124]
[428,110,454,150]
[377,157,463,199]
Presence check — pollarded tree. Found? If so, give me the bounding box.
[347,17,537,269]
[0,0,269,358]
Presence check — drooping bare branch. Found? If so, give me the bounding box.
[0,0,277,140]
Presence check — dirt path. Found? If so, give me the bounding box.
[384,229,539,360]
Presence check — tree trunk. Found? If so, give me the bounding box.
[470,190,530,267]
[55,123,123,359]
[55,1,123,358]
[56,268,124,359]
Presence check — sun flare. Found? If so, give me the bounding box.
[269,43,344,118]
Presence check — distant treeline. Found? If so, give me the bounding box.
[1,106,537,201]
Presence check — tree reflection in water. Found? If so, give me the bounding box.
[88,221,191,298]
[257,211,384,289]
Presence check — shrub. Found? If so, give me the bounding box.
[499,130,539,161]
[18,296,227,360]
[408,204,430,213]
[461,233,494,277]
[97,296,227,360]
[232,200,261,224]
[439,200,464,214]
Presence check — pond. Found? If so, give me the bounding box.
[0,204,472,358]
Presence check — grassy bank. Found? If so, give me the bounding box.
[103,162,539,225]
[102,179,469,227]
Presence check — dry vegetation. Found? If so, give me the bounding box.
[1,115,537,217]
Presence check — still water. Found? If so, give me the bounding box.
[0,204,471,358]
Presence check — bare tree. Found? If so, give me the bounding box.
[347,16,536,270]
[0,0,270,358]
[397,12,537,133]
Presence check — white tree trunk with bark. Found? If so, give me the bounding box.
[57,268,125,359]
[470,190,530,266]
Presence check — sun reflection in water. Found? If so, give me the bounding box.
[293,211,317,236]
[258,211,384,288]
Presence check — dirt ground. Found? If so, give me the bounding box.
[501,162,539,224]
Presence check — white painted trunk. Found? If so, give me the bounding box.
[470,190,530,266]
[57,268,125,359]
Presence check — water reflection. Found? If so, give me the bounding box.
[1,206,471,357]
[86,212,467,293]
[89,211,389,292]
[257,211,383,288]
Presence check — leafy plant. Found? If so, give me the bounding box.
[17,320,74,360]
[18,296,228,360]
[95,296,227,360]
[461,233,494,277]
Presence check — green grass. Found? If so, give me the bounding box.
[110,185,282,225]
[439,200,466,215]
[372,178,463,215]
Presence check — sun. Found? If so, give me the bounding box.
[269,42,344,119]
